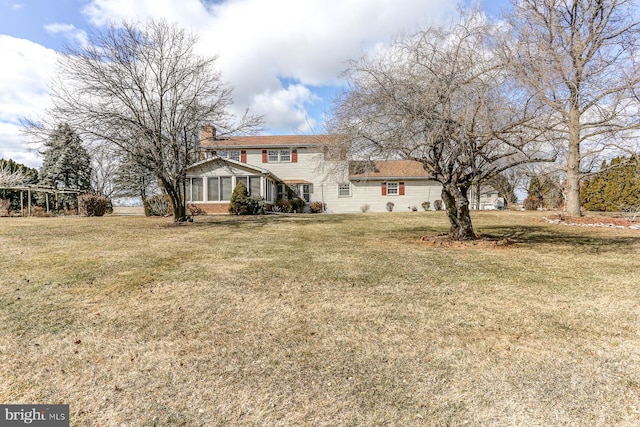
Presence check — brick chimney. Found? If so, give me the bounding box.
[201,124,216,141]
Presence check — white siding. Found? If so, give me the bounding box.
[196,147,445,213]
[321,180,443,213]
[244,148,327,202]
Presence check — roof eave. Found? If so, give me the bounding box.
[186,156,283,182]
[349,175,435,181]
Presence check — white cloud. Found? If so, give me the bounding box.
[80,0,458,133]
[0,0,461,165]
[0,122,40,167]
[81,0,211,28]
[253,84,320,132]
[45,23,89,48]
[0,35,57,167]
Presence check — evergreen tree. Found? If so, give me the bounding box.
[39,123,92,210]
[229,182,250,215]
[581,157,640,211]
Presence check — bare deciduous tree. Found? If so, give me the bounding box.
[505,0,640,216]
[89,144,120,198]
[331,11,553,240]
[26,19,262,221]
[487,169,523,207]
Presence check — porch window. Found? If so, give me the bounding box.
[186,177,204,202]
[236,176,248,190]
[207,177,219,201]
[220,176,233,201]
[249,176,261,196]
[266,179,273,201]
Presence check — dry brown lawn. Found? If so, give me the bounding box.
[1,211,639,426]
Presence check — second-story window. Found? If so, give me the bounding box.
[279,149,291,162]
[268,149,291,162]
[218,150,241,161]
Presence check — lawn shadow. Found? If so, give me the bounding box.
[178,213,349,228]
[477,224,640,254]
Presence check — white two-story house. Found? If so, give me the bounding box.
[184,126,444,213]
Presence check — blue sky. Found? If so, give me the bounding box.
[0,0,511,168]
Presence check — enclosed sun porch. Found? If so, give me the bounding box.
[184,156,282,214]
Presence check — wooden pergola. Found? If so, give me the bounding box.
[0,185,83,216]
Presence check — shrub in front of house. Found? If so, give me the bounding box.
[273,198,305,213]
[421,201,430,211]
[360,204,370,213]
[274,199,292,212]
[229,182,249,215]
[290,198,305,213]
[386,202,394,212]
[79,193,113,217]
[230,183,266,215]
[434,200,443,211]
[187,204,207,216]
[309,201,325,213]
[229,182,250,215]
[246,196,266,215]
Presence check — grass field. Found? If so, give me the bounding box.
[1,211,639,426]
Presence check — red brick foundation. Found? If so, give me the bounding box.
[189,203,230,214]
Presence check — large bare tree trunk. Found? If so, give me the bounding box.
[441,185,476,241]
[566,106,582,216]
[159,177,187,221]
